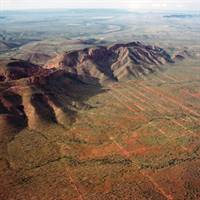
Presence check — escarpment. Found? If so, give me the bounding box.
[0,41,185,133]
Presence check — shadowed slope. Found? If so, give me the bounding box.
[45,41,175,82]
[0,60,103,136]
[0,41,185,135]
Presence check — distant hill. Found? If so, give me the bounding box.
[164,14,200,18]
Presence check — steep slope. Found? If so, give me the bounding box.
[0,59,42,82]
[45,41,174,82]
[0,59,102,135]
[0,41,184,134]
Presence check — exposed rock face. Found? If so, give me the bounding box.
[0,90,28,128]
[0,59,102,131]
[0,41,184,131]
[0,59,41,82]
[45,42,174,82]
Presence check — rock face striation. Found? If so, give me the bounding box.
[0,59,101,131]
[45,41,174,83]
[0,42,182,131]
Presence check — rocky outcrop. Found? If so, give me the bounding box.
[45,41,175,82]
[0,65,102,131]
[0,41,185,131]
[0,59,41,82]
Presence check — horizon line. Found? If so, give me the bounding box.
[1,7,200,12]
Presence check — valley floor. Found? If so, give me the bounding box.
[1,59,200,200]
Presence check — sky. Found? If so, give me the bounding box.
[0,0,200,11]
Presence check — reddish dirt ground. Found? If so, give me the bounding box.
[1,59,200,199]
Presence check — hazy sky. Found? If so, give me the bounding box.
[1,0,200,11]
